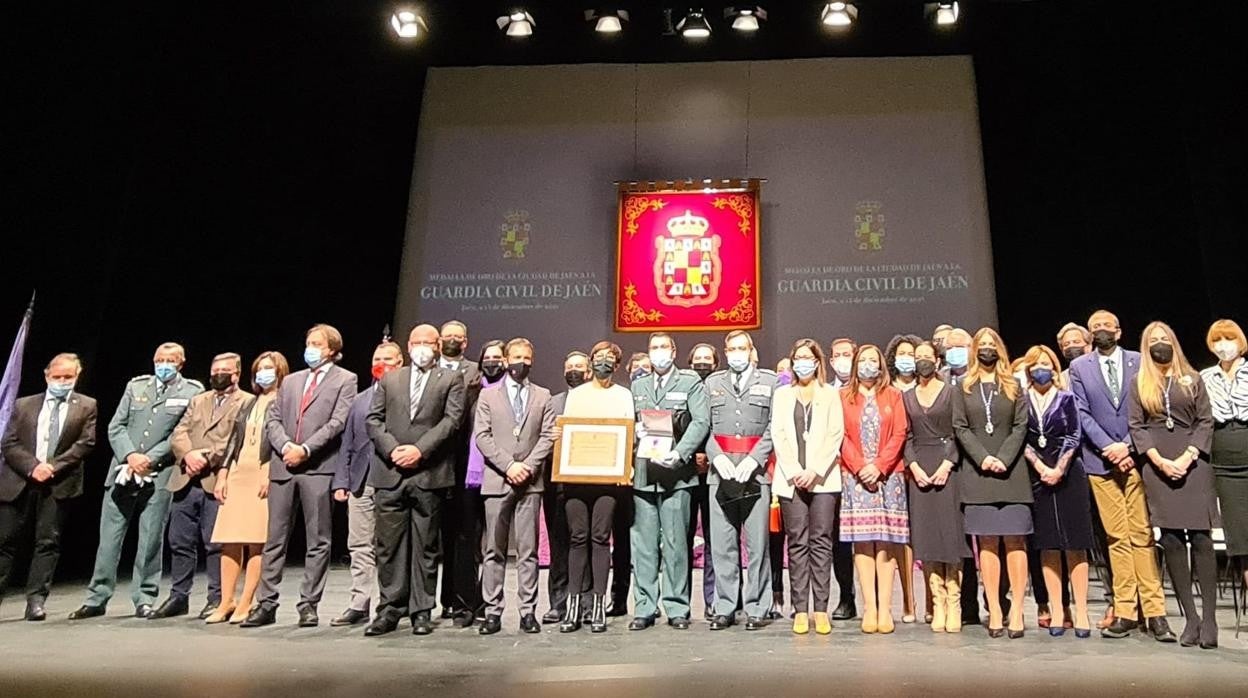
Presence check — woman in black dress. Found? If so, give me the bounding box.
[902,341,968,633]
[1200,319,1248,596]
[1129,321,1218,649]
[1019,345,1094,638]
[952,327,1031,638]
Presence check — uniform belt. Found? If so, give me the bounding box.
[714,435,761,454]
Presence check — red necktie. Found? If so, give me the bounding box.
[294,370,321,442]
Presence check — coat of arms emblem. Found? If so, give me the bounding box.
[854,201,885,251]
[500,210,531,259]
[653,210,722,308]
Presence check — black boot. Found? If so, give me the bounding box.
[559,594,582,633]
[590,594,608,633]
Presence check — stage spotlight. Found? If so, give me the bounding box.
[725,6,767,32]
[677,9,712,38]
[389,8,428,38]
[933,1,960,26]
[497,10,535,37]
[585,9,629,33]
[821,2,857,28]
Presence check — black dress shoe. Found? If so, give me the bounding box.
[606,597,629,617]
[709,614,735,630]
[68,604,105,620]
[1100,617,1138,639]
[412,613,434,635]
[765,609,784,621]
[520,614,541,634]
[25,600,47,621]
[198,602,218,620]
[452,609,476,628]
[831,600,857,621]
[331,608,370,627]
[668,617,690,630]
[1147,617,1177,643]
[364,616,398,637]
[149,597,189,619]
[240,606,277,628]
[745,616,770,631]
[479,615,502,635]
[440,606,458,619]
[297,605,319,627]
[134,604,155,619]
[628,615,656,631]
[1180,619,1201,647]
[542,608,564,624]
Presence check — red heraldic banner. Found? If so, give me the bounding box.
[615,186,762,332]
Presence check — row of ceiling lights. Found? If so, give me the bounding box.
[390,3,961,40]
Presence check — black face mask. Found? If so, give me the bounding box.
[977,348,999,367]
[692,363,714,381]
[1149,342,1174,365]
[440,338,464,358]
[209,373,233,392]
[481,360,505,383]
[564,370,588,389]
[506,361,531,383]
[1092,330,1117,352]
[1062,346,1084,363]
[591,359,615,379]
[915,359,938,378]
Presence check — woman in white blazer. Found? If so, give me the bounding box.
[771,338,846,635]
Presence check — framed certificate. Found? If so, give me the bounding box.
[551,416,635,485]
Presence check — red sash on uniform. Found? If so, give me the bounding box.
[712,434,761,454]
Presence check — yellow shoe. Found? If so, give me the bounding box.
[861,608,878,634]
[814,612,832,635]
[878,612,896,634]
[793,612,810,634]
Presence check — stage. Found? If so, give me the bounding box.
[2,567,1245,697]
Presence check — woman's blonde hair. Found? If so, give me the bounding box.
[1021,345,1066,390]
[962,327,1020,401]
[1135,320,1198,415]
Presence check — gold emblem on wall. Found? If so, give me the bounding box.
[500,210,531,259]
[854,201,885,251]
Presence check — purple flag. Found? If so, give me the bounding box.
[0,295,34,470]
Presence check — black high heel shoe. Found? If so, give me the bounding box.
[1048,627,1065,637]
[987,626,1005,638]
[1008,628,1025,639]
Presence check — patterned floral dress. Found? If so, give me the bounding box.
[841,393,910,543]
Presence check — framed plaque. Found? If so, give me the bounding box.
[551,416,635,485]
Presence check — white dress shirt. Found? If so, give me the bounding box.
[504,374,529,418]
[1099,347,1124,393]
[36,390,71,463]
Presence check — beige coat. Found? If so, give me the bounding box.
[770,382,844,498]
[169,388,253,492]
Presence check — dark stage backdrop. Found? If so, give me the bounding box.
[397,57,996,385]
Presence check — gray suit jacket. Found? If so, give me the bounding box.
[265,363,357,481]
[366,366,466,491]
[1,392,98,501]
[473,380,557,496]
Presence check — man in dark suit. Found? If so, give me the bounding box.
[0,353,97,621]
[154,352,251,620]
[365,323,466,636]
[242,324,357,628]
[329,340,404,627]
[473,337,557,635]
[435,319,485,626]
[1069,309,1172,641]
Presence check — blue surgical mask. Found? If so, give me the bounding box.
[648,349,674,372]
[255,368,277,389]
[945,346,969,369]
[727,352,750,373]
[1029,367,1054,387]
[154,362,178,382]
[304,346,325,369]
[47,381,74,399]
[894,356,916,375]
[857,363,881,380]
[792,358,817,379]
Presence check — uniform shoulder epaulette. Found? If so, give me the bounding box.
[130,375,152,383]
[675,368,700,379]
[707,369,730,379]
[756,368,777,376]
[184,378,205,390]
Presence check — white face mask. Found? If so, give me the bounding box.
[832,356,853,379]
[1214,340,1241,363]
[648,349,674,372]
[409,345,436,369]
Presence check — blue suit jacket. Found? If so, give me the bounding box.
[333,384,377,494]
[1067,349,1140,476]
